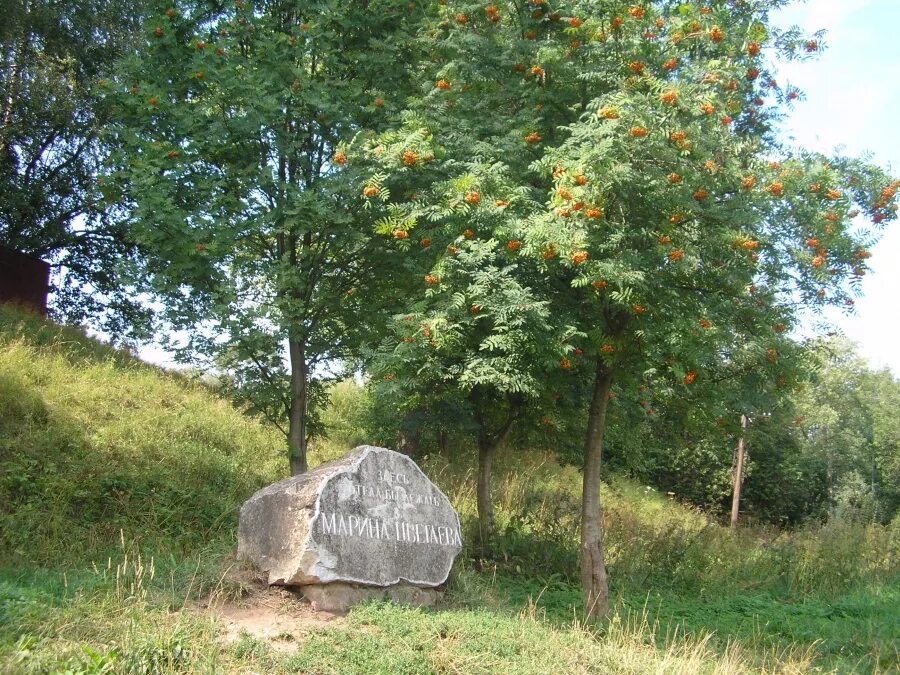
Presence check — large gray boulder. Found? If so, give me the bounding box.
[237,446,463,589]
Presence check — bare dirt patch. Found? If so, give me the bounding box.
[192,562,345,653]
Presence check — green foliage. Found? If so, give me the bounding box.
[0,0,150,337]
[108,0,428,468]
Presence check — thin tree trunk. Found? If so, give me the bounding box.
[476,433,496,545]
[397,408,421,458]
[287,337,308,475]
[581,361,614,621]
[730,414,748,527]
[437,429,449,458]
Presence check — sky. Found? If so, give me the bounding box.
[770,0,900,374]
[139,0,900,375]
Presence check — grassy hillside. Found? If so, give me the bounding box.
[0,305,897,673]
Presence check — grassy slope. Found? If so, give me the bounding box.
[0,305,897,673]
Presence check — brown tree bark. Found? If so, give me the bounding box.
[730,414,748,527]
[287,337,308,475]
[476,432,497,544]
[581,361,614,620]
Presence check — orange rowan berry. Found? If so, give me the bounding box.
[447,245,458,255]
[628,6,644,18]
[506,239,521,252]
[668,249,684,262]
[572,201,584,211]
[542,245,557,260]
[463,229,474,239]
[333,150,346,166]
[600,344,615,354]
[662,58,679,71]
[525,132,541,143]
[660,90,678,105]
[424,274,439,285]
[611,16,623,29]
[683,370,697,385]
[393,229,409,239]
[709,26,724,42]
[670,130,686,142]
[464,191,480,206]
[700,102,715,115]
[598,106,619,119]
[373,97,385,107]
[585,207,603,219]
[699,318,712,329]
[148,96,158,106]
[703,160,717,173]
[741,240,758,250]
[658,235,672,244]
[628,61,645,75]
[435,79,451,90]
[811,255,826,268]
[557,187,573,201]
[560,357,571,370]
[402,150,418,166]
[741,176,755,190]
[495,199,509,207]
[363,186,378,197]
[530,65,545,78]
[568,17,582,28]
[667,172,682,184]
[805,40,818,52]
[592,280,607,290]
[166,150,178,158]
[153,26,163,37]
[571,250,588,265]
[420,238,432,248]
[629,126,648,138]
[746,68,759,81]
[574,174,587,186]
[455,13,468,24]
[669,213,683,224]
[825,188,841,200]
[773,323,785,333]
[693,188,708,201]
[632,303,646,314]
[721,115,733,126]
[747,42,761,56]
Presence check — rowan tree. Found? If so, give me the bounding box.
[367,237,558,543]
[362,0,898,619]
[108,0,426,473]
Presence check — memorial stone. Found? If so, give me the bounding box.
[238,445,462,610]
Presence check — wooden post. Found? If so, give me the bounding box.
[730,414,748,527]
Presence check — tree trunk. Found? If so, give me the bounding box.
[730,414,748,527]
[437,429,449,458]
[397,408,422,458]
[287,337,308,475]
[581,362,614,621]
[476,434,496,545]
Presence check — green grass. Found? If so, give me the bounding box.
[0,304,898,673]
